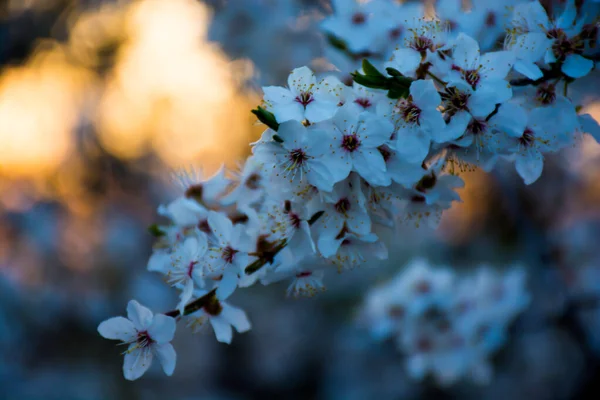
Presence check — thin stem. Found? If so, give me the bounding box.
[162,209,326,319]
[427,71,447,86]
[164,288,217,318]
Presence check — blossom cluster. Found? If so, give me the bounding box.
[359,259,530,385]
[98,0,600,381]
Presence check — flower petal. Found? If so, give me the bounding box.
[98,317,136,342]
[148,314,176,344]
[452,33,480,70]
[210,316,233,344]
[515,150,543,185]
[123,347,153,381]
[208,211,233,245]
[562,54,593,79]
[153,343,177,376]
[221,303,251,333]
[127,300,154,331]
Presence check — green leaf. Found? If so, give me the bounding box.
[362,59,385,78]
[308,210,325,226]
[251,106,280,131]
[351,72,390,90]
[272,134,284,143]
[385,67,403,77]
[326,34,348,52]
[148,224,166,237]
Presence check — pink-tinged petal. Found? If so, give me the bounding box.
[147,251,171,273]
[446,111,471,137]
[98,317,136,342]
[480,51,514,80]
[208,211,233,245]
[411,80,441,110]
[511,33,551,63]
[385,49,421,76]
[513,60,543,80]
[387,157,425,187]
[177,279,194,315]
[421,109,449,142]
[556,1,576,30]
[519,1,550,31]
[562,54,594,79]
[395,127,430,164]
[352,150,388,186]
[479,80,513,104]
[278,120,306,145]
[287,66,317,93]
[490,103,527,137]
[452,33,480,70]
[325,150,353,184]
[347,208,372,236]
[317,232,345,258]
[306,160,335,192]
[221,303,251,333]
[127,300,153,331]
[359,114,394,147]
[183,236,203,260]
[216,269,238,301]
[515,150,543,185]
[148,314,176,344]
[468,90,499,117]
[123,347,153,381]
[305,101,337,123]
[153,343,176,376]
[332,104,359,132]
[166,197,207,227]
[262,86,294,104]
[299,220,316,252]
[210,316,233,344]
[272,102,305,123]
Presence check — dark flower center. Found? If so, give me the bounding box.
[442,87,470,116]
[467,119,487,135]
[289,148,309,166]
[485,11,496,27]
[415,173,437,193]
[389,26,403,40]
[398,100,421,124]
[409,35,435,57]
[187,261,198,278]
[414,280,431,294]
[198,219,211,234]
[463,69,480,88]
[536,84,556,105]
[222,246,238,263]
[185,184,203,199]
[354,98,372,109]
[295,92,314,107]
[296,271,312,278]
[136,331,154,348]
[546,28,566,40]
[288,212,301,229]
[351,12,367,25]
[378,145,392,162]
[519,128,535,147]
[245,173,261,190]
[388,305,405,318]
[335,198,351,214]
[341,134,361,152]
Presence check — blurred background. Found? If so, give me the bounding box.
[1,0,600,399]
